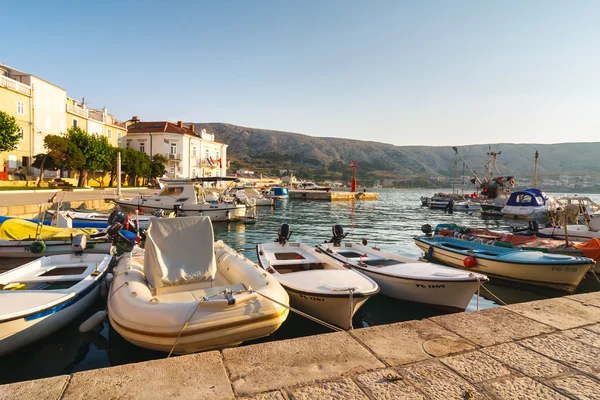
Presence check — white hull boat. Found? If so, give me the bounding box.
[108,217,289,354]
[317,234,487,312]
[0,252,112,356]
[256,226,379,330]
[538,225,600,242]
[46,209,154,230]
[235,189,274,207]
[112,177,247,222]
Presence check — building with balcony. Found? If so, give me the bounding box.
[125,120,228,180]
[65,98,126,147]
[0,65,33,174]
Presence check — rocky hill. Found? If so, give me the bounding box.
[191,122,600,180]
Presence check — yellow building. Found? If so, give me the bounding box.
[0,66,34,175]
[65,97,89,132]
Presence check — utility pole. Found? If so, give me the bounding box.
[117,152,122,197]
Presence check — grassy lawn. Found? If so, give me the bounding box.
[0,186,56,191]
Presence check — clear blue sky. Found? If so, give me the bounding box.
[3,1,599,146]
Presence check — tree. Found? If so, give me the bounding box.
[122,148,151,186]
[66,127,112,187]
[150,154,167,179]
[33,134,85,187]
[0,111,20,153]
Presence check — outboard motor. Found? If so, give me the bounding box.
[328,224,348,246]
[71,234,87,256]
[276,223,292,245]
[421,224,433,236]
[174,204,186,217]
[107,209,127,226]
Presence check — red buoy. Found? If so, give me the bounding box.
[463,256,476,268]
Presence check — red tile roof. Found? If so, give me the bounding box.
[127,121,198,136]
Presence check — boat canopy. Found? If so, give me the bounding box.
[144,217,216,291]
[0,218,97,241]
[505,188,548,207]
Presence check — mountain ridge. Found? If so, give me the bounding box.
[190,122,600,180]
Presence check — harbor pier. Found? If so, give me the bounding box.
[2,291,599,399]
[289,190,379,201]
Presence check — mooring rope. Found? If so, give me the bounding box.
[481,284,507,306]
[168,297,206,358]
[253,290,344,332]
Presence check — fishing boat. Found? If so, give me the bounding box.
[111,177,247,222]
[414,230,591,292]
[0,240,112,356]
[316,226,488,311]
[235,188,274,206]
[501,188,551,219]
[318,227,490,307]
[108,217,289,354]
[0,218,120,258]
[426,192,466,210]
[256,224,379,330]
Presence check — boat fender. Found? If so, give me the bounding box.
[30,240,46,254]
[79,310,108,333]
[99,280,108,298]
[463,256,476,268]
[426,246,434,260]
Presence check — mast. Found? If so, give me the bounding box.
[533,151,539,189]
[453,151,458,193]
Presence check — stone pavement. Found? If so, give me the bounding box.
[1,292,599,399]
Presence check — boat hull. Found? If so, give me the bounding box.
[0,240,112,258]
[112,200,246,222]
[282,284,370,330]
[0,285,100,356]
[352,266,479,311]
[414,238,589,292]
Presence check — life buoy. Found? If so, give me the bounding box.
[463,256,476,268]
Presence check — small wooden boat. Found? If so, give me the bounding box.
[0,245,112,356]
[108,217,289,354]
[414,234,591,292]
[317,227,488,312]
[256,225,379,330]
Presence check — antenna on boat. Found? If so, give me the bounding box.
[452,147,458,194]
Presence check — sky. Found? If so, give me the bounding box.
[2,1,599,146]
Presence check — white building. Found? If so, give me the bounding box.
[125,121,228,180]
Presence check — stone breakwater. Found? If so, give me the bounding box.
[1,291,599,399]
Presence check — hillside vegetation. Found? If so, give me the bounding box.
[191,122,600,183]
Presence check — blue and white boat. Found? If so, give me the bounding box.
[269,187,289,199]
[414,234,592,292]
[0,247,112,355]
[501,188,550,219]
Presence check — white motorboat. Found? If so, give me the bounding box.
[235,188,274,207]
[256,225,379,330]
[453,200,482,213]
[108,217,289,354]
[0,240,112,356]
[112,177,247,222]
[0,218,116,258]
[317,226,488,311]
[501,188,551,219]
[46,209,154,230]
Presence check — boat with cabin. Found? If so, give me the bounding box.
[112,177,247,222]
[500,188,551,220]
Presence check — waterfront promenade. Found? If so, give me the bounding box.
[1,291,599,399]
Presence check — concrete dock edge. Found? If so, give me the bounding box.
[1,292,599,399]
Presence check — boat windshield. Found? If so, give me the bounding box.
[159,186,184,196]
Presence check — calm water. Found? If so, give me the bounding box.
[2,188,599,384]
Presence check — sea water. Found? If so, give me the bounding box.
[1,188,599,384]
